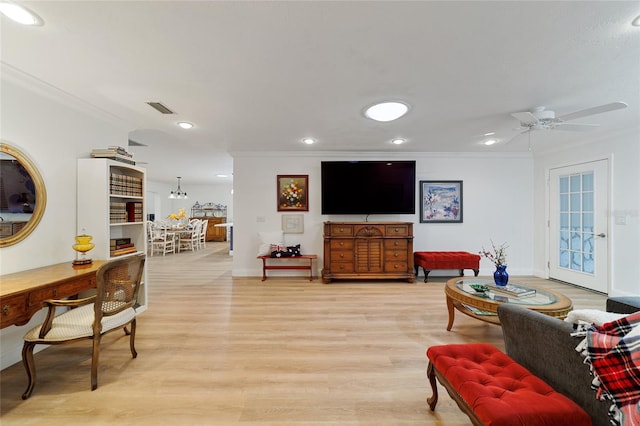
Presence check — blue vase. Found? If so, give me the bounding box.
[493,265,509,286]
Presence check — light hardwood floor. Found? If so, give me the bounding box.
[0,243,606,425]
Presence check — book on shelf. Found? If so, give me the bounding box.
[490,284,536,298]
[111,247,137,257]
[110,237,131,246]
[111,242,135,250]
[91,149,136,165]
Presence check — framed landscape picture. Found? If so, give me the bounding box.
[420,180,463,223]
[277,175,308,211]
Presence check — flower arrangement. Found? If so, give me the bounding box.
[280,179,305,208]
[479,240,508,267]
[168,208,186,220]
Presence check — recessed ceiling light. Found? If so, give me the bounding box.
[633,15,640,26]
[0,2,43,25]
[216,174,229,178]
[177,121,193,129]
[364,101,409,122]
[302,138,315,145]
[484,132,495,136]
[484,139,497,146]
[391,138,405,145]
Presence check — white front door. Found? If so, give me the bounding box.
[548,160,609,293]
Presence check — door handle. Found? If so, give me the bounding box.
[596,233,606,238]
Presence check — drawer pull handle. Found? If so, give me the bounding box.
[339,254,344,258]
[2,305,9,315]
[394,252,399,257]
[53,289,58,297]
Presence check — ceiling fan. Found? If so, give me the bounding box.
[510,101,628,137]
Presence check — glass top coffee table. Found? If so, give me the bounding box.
[445,277,573,330]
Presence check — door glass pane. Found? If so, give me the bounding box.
[558,172,595,275]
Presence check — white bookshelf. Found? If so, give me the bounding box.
[77,158,148,312]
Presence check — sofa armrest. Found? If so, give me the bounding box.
[497,304,610,423]
[606,297,640,314]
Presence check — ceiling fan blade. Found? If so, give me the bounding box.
[553,123,600,132]
[511,111,538,126]
[557,102,628,122]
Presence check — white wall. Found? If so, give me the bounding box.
[0,67,132,368]
[232,151,534,278]
[532,129,640,297]
[146,181,234,222]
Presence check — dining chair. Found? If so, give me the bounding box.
[21,253,146,399]
[149,221,175,256]
[199,219,208,249]
[178,220,201,252]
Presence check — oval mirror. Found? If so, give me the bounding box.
[0,142,47,247]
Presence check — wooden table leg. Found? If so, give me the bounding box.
[261,258,267,281]
[308,257,313,281]
[446,295,455,331]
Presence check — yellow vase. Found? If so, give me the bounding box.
[72,234,95,253]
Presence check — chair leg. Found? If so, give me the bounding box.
[129,319,138,359]
[91,335,102,391]
[21,342,37,400]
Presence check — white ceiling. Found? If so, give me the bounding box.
[2,1,639,185]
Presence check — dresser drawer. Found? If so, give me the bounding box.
[330,250,354,262]
[330,239,354,250]
[329,224,354,236]
[384,239,407,249]
[385,224,409,236]
[329,262,355,273]
[385,249,408,261]
[0,294,27,327]
[28,277,96,306]
[384,262,408,273]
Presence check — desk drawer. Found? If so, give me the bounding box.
[0,294,27,328]
[28,277,96,306]
[384,262,408,273]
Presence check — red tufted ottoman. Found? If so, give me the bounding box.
[426,343,591,426]
[414,251,480,282]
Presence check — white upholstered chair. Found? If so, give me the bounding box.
[21,253,146,399]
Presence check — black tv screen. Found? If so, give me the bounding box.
[321,160,416,215]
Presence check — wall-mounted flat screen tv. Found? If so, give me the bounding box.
[321,160,416,215]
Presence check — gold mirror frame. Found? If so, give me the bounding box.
[0,143,47,247]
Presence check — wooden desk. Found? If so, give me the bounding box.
[0,260,107,329]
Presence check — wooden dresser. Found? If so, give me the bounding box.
[322,222,415,283]
[0,260,106,329]
[191,216,227,241]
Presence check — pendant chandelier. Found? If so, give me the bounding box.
[168,176,188,199]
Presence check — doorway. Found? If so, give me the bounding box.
[548,159,609,293]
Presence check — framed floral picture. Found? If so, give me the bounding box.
[420,180,463,223]
[277,175,308,211]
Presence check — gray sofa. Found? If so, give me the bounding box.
[497,304,610,425]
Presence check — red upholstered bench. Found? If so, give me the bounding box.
[414,251,480,282]
[426,343,591,426]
